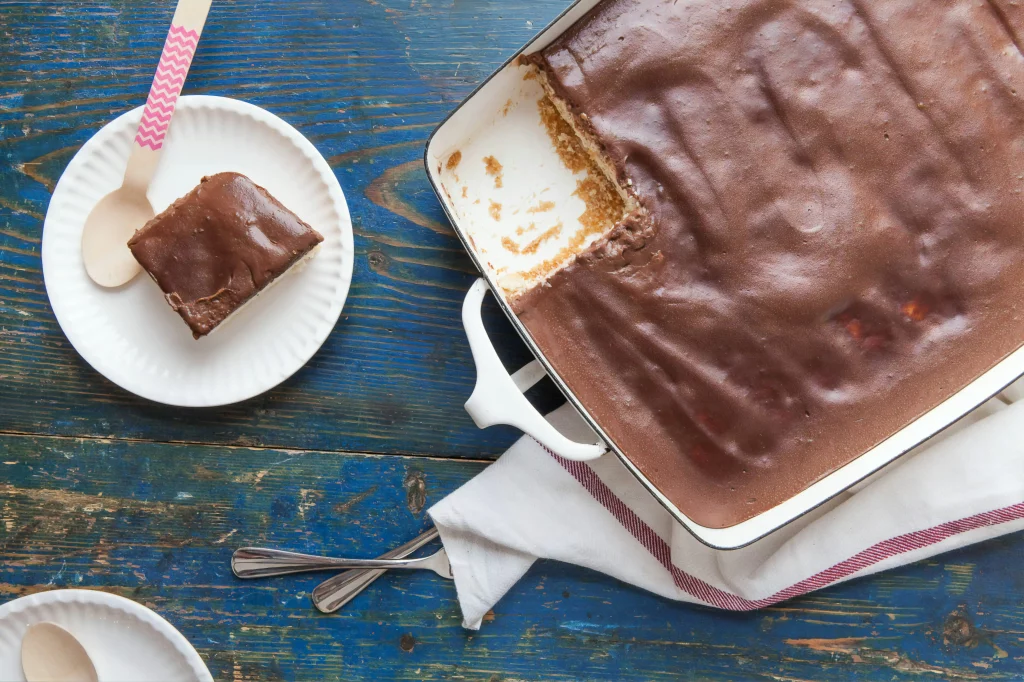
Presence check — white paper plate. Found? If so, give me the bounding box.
[0,590,213,682]
[42,95,354,406]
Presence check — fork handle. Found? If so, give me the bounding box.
[231,547,430,579]
[311,528,440,613]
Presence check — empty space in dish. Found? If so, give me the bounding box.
[427,61,623,300]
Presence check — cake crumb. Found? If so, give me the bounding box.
[522,221,563,255]
[512,199,622,290]
[483,155,504,188]
[527,200,556,214]
[461,186,468,198]
[501,220,562,255]
[502,98,515,116]
[446,151,462,170]
[489,200,502,221]
[512,253,574,293]
[522,68,538,81]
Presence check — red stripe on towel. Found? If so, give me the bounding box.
[544,445,1024,610]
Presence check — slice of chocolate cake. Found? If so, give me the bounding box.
[519,0,1024,527]
[128,172,323,339]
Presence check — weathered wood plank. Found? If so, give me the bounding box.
[1,433,1023,681]
[0,0,565,455]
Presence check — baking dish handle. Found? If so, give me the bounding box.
[462,278,608,461]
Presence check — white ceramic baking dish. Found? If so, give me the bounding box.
[424,0,1024,549]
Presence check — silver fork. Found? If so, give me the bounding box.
[231,543,453,580]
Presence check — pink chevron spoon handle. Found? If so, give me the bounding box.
[135,0,211,152]
[135,24,200,150]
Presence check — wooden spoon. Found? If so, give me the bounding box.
[21,622,98,682]
[81,0,213,287]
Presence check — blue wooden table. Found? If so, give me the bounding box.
[1,1,1023,679]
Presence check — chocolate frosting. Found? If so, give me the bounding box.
[128,172,323,338]
[522,0,1024,527]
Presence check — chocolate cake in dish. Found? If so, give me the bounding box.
[519,0,1024,527]
[128,172,323,339]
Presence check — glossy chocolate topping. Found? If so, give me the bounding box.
[128,172,323,338]
[522,0,1024,527]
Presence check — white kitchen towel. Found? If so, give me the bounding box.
[429,385,1024,629]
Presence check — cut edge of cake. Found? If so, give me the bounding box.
[506,56,653,309]
[528,59,640,216]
